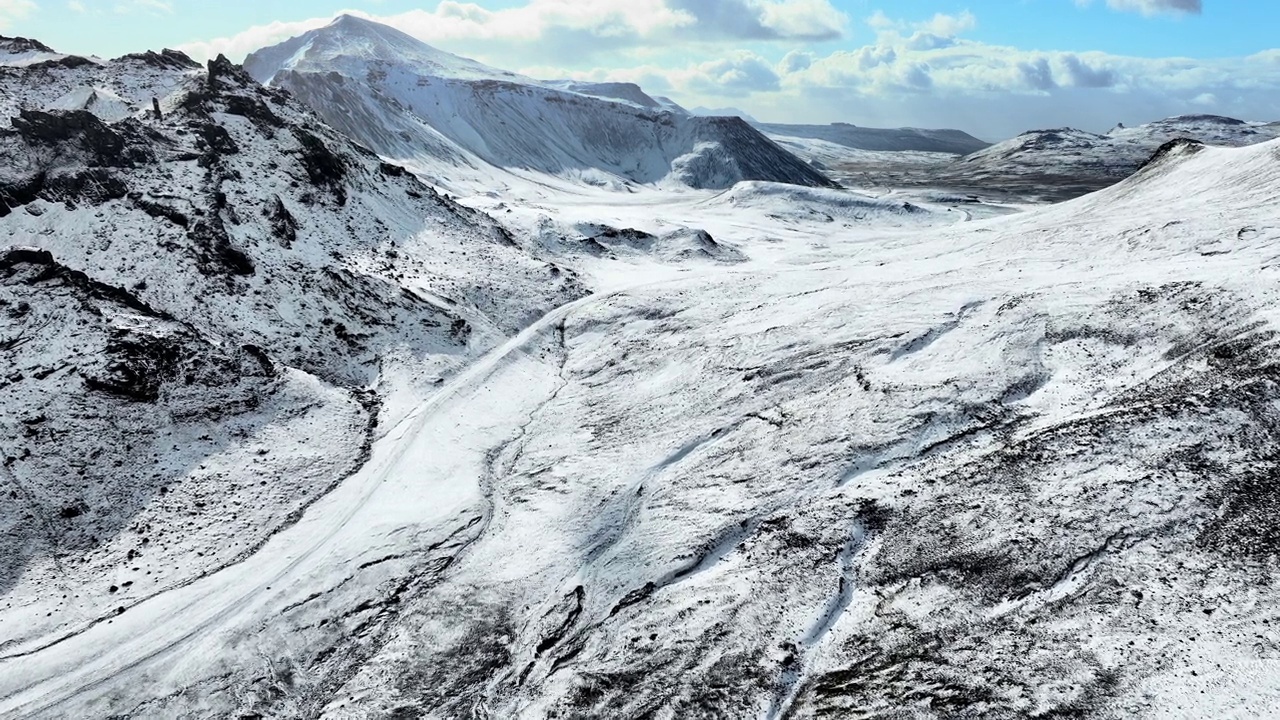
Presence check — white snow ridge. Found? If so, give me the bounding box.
[0,21,1279,720]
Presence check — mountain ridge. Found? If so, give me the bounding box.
[244,15,837,191]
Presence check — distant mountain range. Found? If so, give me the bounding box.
[756,121,991,156]
[941,114,1280,200]
[244,15,835,191]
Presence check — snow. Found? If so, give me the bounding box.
[45,86,133,122]
[0,37,80,68]
[948,114,1280,201]
[2,31,1280,720]
[246,15,531,85]
[0,50,198,126]
[243,16,834,191]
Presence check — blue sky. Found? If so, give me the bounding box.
[4,1,1274,61]
[2,0,1276,137]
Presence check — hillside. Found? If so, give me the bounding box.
[243,15,836,191]
[757,121,991,155]
[944,114,1280,200]
[0,42,584,654]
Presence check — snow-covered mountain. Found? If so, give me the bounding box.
[243,15,835,191]
[0,40,586,652]
[5,112,1280,717]
[6,22,1280,720]
[757,121,991,156]
[947,114,1280,200]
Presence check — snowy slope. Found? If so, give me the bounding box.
[244,15,835,191]
[321,138,1280,720]
[0,47,584,654]
[0,45,200,124]
[946,114,1280,200]
[0,36,77,68]
[1,81,1278,717]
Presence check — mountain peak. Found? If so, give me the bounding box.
[245,15,522,85]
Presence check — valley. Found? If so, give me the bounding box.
[1,15,1280,720]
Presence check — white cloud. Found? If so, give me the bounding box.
[1077,0,1202,16]
[176,3,1272,139]
[582,10,1278,138]
[180,17,332,62]
[682,51,782,95]
[0,0,36,30]
[181,0,845,65]
[778,50,812,74]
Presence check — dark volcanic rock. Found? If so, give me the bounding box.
[12,109,128,161]
[293,129,348,203]
[0,36,56,55]
[116,48,200,71]
[268,196,298,247]
[1139,137,1205,171]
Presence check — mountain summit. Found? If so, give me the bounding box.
[244,16,836,191]
[246,14,526,84]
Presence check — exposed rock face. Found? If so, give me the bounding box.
[116,49,201,71]
[0,249,299,598]
[0,36,56,55]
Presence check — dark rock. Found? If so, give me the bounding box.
[12,109,125,159]
[691,116,839,189]
[221,95,284,130]
[378,162,407,177]
[0,36,56,54]
[116,49,201,71]
[84,327,186,402]
[131,195,190,228]
[188,217,255,277]
[1140,138,1206,171]
[43,168,129,208]
[206,54,258,90]
[241,344,276,377]
[267,196,298,247]
[0,246,54,267]
[293,129,347,204]
[27,55,96,70]
[198,122,239,156]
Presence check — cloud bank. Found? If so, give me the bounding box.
[181,0,847,66]
[177,2,1277,139]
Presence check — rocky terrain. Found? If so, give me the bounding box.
[0,23,1279,720]
[940,115,1280,201]
[0,39,585,656]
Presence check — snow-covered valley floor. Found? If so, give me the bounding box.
[4,138,1280,719]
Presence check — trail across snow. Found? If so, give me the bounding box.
[0,287,622,717]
